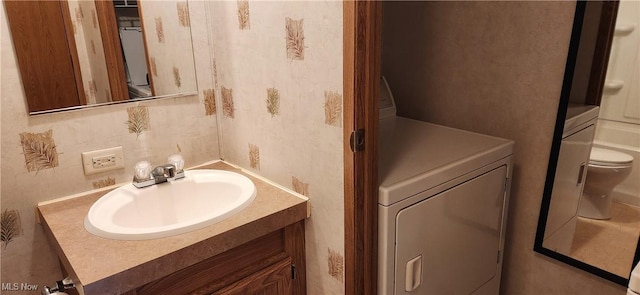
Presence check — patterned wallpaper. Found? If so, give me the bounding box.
[1,1,219,288]
[2,1,626,294]
[1,1,345,293]
[209,1,345,293]
[68,0,111,104]
[140,1,197,96]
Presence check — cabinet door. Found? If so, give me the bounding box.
[543,124,595,254]
[131,222,304,295]
[213,257,293,295]
[4,0,85,112]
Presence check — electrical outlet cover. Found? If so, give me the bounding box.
[82,146,125,175]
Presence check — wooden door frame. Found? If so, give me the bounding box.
[94,0,129,102]
[343,1,381,294]
[584,1,619,105]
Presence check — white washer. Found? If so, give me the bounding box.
[378,77,514,295]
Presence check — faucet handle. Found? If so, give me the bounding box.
[167,154,184,171]
[134,161,152,181]
[42,278,74,295]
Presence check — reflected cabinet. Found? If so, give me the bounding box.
[4,0,88,112]
[543,106,598,254]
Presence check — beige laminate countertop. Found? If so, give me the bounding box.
[38,161,308,295]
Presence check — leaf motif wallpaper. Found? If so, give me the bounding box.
[222,86,235,118]
[173,66,182,88]
[155,17,165,43]
[3,1,343,293]
[203,89,216,115]
[1,210,23,250]
[67,0,111,104]
[140,1,197,96]
[177,2,190,27]
[1,1,218,287]
[20,130,59,173]
[292,176,310,197]
[237,0,250,30]
[327,248,345,283]
[266,87,280,117]
[150,57,158,77]
[126,106,151,137]
[324,91,343,127]
[210,1,344,293]
[285,17,305,60]
[92,177,116,189]
[248,144,260,170]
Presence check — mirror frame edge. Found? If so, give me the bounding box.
[27,92,197,116]
[533,0,639,287]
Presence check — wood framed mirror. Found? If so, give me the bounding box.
[4,0,197,114]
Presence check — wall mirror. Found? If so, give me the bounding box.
[535,0,640,286]
[4,0,197,115]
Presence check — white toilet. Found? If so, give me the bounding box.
[578,146,634,219]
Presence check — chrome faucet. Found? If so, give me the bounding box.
[152,164,177,182]
[132,156,185,188]
[42,278,75,295]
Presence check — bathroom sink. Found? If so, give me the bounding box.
[84,170,256,240]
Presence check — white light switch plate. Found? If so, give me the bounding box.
[82,146,125,175]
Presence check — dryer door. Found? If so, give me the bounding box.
[395,166,507,294]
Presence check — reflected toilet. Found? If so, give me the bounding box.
[578,147,634,219]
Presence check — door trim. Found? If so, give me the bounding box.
[343,1,381,294]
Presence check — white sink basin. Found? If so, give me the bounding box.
[84,170,256,240]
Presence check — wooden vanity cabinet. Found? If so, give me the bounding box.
[123,221,305,295]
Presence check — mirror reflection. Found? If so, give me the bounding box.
[3,0,197,114]
[537,0,640,284]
